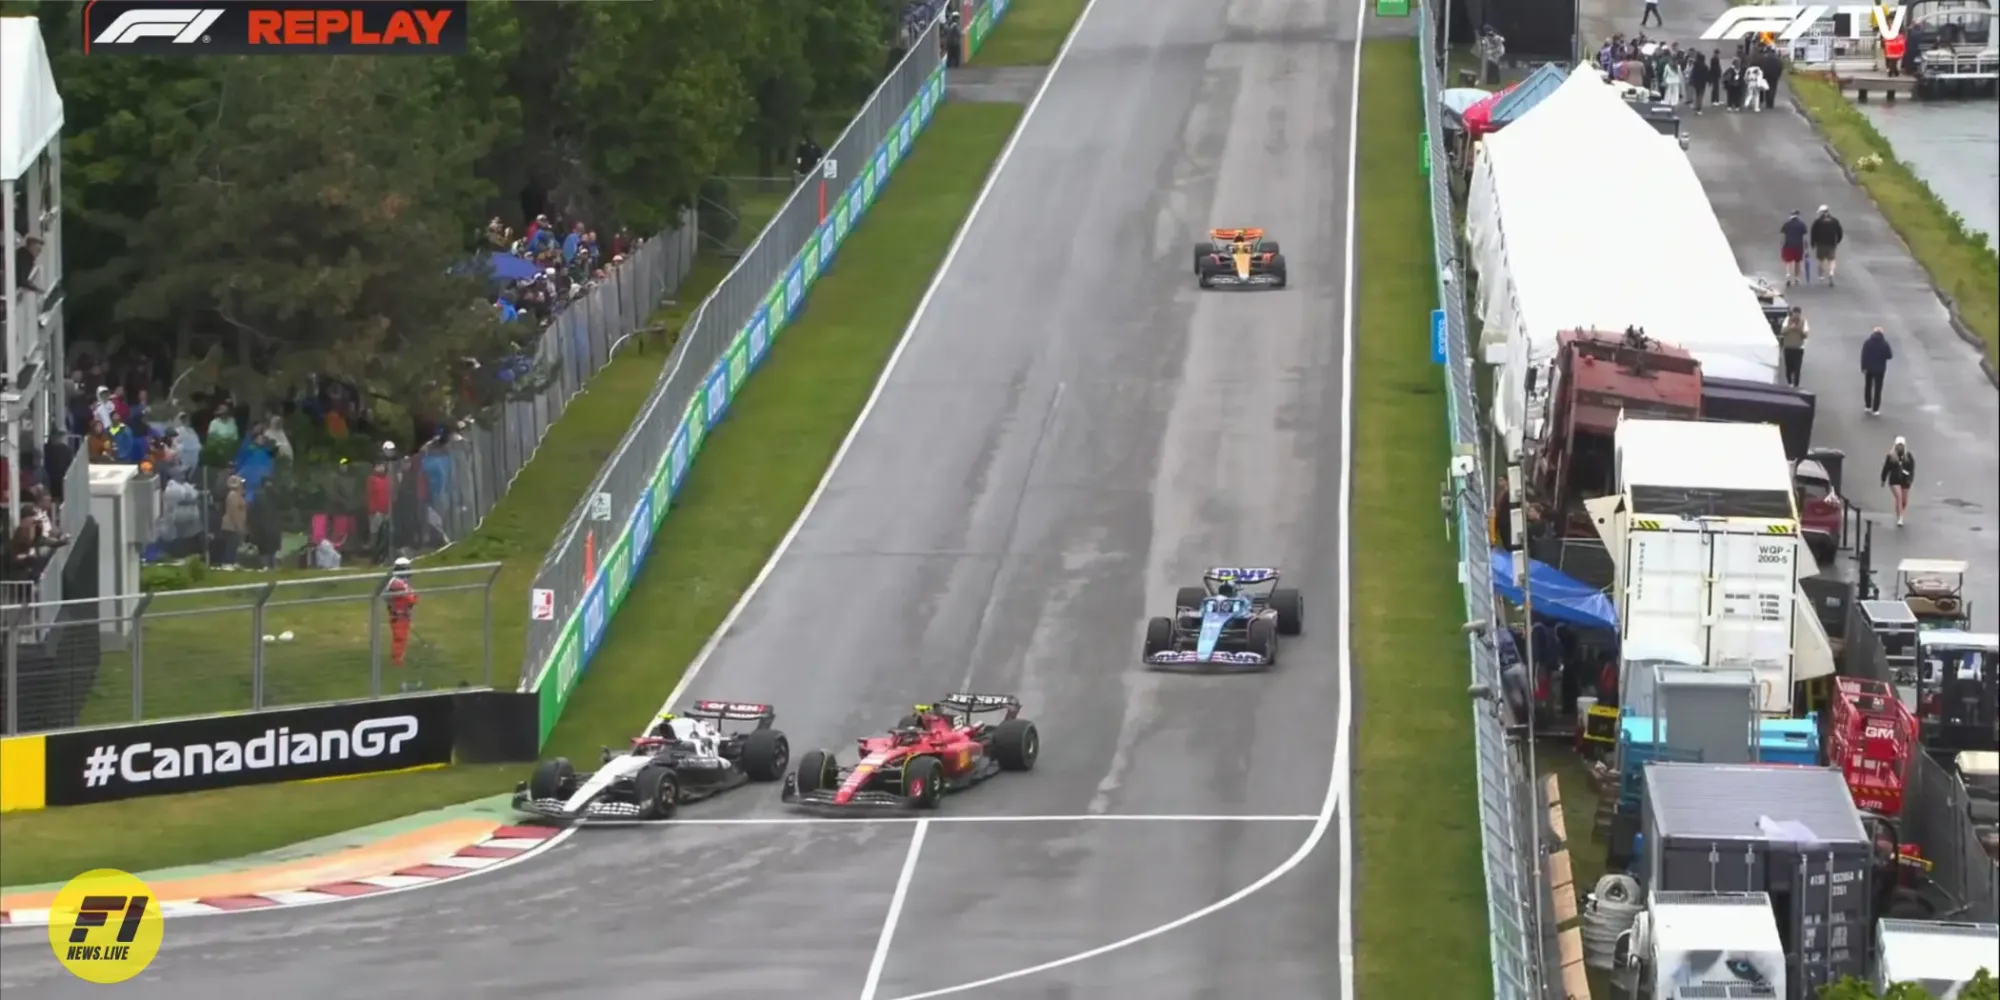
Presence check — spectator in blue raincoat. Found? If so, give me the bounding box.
[111,418,145,464]
[233,432,277,500]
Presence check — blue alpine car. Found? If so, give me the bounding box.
[1142,567,1304,671]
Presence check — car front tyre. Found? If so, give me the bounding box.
[635,765,680,820]
[740,728,790,782]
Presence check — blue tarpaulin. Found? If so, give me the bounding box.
[1488,63,1568,127]
[1489,547,1619,631]
[484,252,541,283]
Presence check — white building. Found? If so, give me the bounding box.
[2,17,72,597]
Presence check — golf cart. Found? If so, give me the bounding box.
[1899,558,1973,629]
[1914,630,2000,756]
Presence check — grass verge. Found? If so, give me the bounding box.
[0,105,1027,887]
[1351,39,1493,998]
[1790,72,1999,361]
[973,0,1086,66]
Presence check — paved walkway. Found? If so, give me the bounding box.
[1576,0,1998,627]
[0,796,565,925]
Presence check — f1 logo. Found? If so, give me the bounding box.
[69,895,150,944]
[91,9,225,46]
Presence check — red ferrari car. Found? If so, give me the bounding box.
[783,694,1040,810]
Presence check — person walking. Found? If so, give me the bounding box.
[1861,326,1893,415]
[1880,436,1916,527]
[1809,205,1844,286]
[1780,210,1809,284]
[1707,50,1724,106]
[385,556,421,680]
[1641,0,1663,28]
[1778,307,1810,387]
[1688,50,1710,111]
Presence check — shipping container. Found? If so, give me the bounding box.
[1641,763,1873,999]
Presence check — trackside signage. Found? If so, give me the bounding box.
[82,0,467,55]
[40,694,456,805]
[526,63,954,747]
[1700,4,1906,42]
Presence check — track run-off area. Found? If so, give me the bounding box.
[0,0,1394,995]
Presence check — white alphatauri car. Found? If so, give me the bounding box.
[512,701,790,821]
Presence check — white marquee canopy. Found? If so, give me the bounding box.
[1464,66,1778,443]
[1,18,64,183]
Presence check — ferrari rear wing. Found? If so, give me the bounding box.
[684,700,777,724]
[938,693,1022,719]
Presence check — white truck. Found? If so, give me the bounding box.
[1598,418,1834,716]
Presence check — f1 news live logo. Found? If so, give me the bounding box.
[48,869,165,984]
[82,0,467,55]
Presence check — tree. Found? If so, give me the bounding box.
[1820,970,2000,1000]
[115,55,508,417]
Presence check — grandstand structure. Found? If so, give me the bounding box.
[2,17,80,605]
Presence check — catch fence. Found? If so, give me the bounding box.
[1,562,501,735]
[137,222,698,571]
[1414,8,1558,999]
[517,15,950,686]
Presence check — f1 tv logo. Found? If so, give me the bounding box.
[90,8,225,47]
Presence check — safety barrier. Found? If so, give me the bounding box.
[1412,8,1557,998]
[519,5,1018,744]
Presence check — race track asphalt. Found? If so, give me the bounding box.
[0,0,1364,995]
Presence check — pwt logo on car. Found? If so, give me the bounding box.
[82,0,467,54]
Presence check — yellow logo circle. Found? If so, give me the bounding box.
[47,868,164,984]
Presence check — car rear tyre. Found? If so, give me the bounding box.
[529,757,577,801]
[1142,616,1174,658]
[1174,586,1207,612]
[793,748,836,797]
[635,764,680,820]
[1259,240,1282,255]
[904,755,945,809]
[1247,616,1280,664]
[1269,587,1304,635]
[990,719,1040,771]
[740,728,790,782]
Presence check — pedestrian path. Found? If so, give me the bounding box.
[1577,0,1999,624]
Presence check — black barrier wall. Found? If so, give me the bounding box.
[43,693,457,805]
[6,518,103,732]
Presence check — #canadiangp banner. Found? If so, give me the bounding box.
[531,64,951,746]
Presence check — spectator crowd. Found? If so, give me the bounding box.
[481,212,643,327]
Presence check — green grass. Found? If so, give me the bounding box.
[0,105,1027,887]
[1351,39,1492,999]
[973,0,1086,66]
[1790,71,2000,362]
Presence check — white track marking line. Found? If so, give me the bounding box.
[860,819,931,1000]
[1334,4,1364,998]
[875,4,1368,998]
[618,814,1319,827]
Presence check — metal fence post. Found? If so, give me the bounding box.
[482,562,503,687]
[130,593,155,722]
[369,571,391,696]
[250,582,276,710]
[3,621,17,735]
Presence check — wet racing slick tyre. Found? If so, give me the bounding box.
[635,764,681,820]
[740,728,791,782]
[1258,239,1281,255]
[1268,254,1288,288]
[1247,615,1280,665]
[1142,616,1174,659]
[793,748,837,797]
[1175,586,1208,612]
[903,755,945,809]
[529,757,577,801]
[990,718,1040,772]
[1269,587,1305,635]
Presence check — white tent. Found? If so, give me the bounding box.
[1465,66,1778,446]
[1,18,63,183]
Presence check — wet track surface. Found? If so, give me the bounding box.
[0,0,1364,995]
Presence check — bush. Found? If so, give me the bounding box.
[140,558,209,593]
